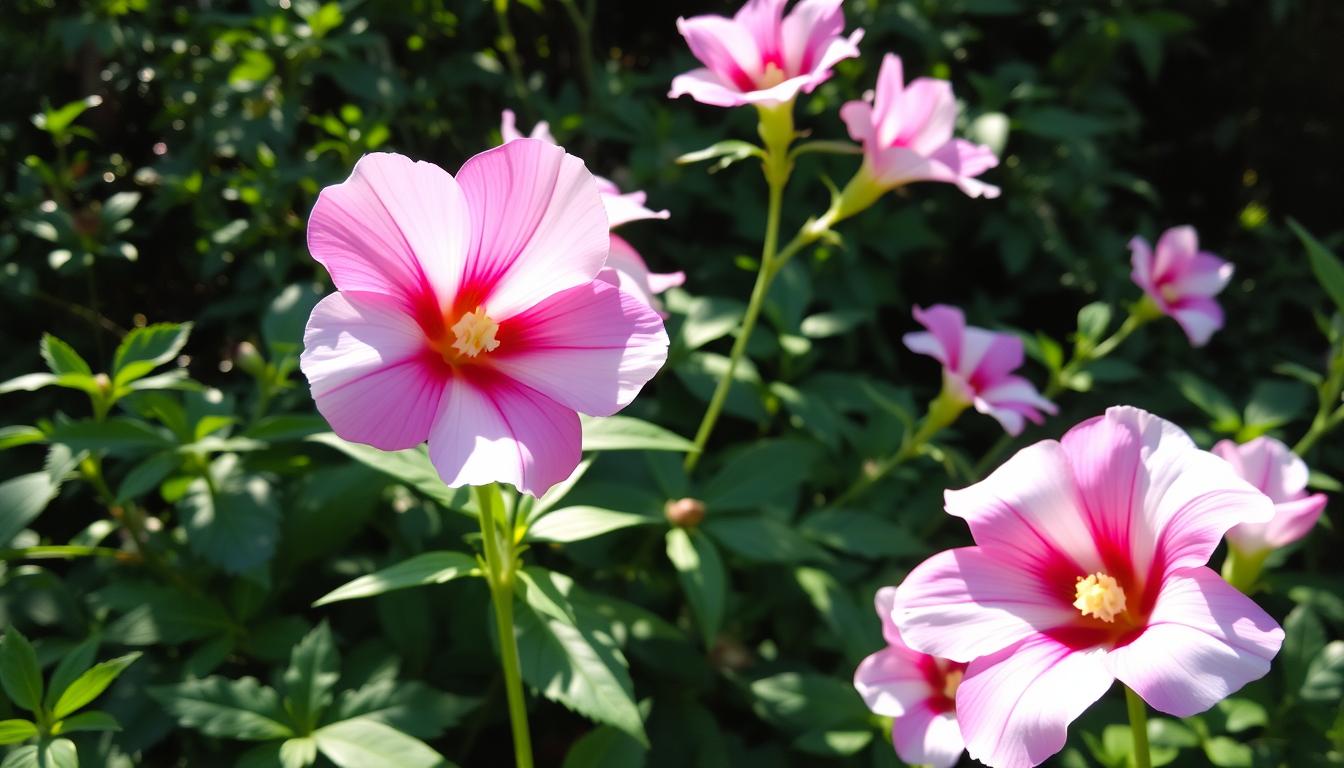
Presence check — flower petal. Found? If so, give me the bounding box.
[604,235,684,315]
[307,152,468,318]
[854,646,932,718]
[894,547,1080,663]
[1106,567,1283,717]
[1227,493,1327,553]
[1153,225,1199,282]
[1129,236,1156,296]
[301,292,444,451]
[427,371,580,497]
[499,109,556,145]
[454,139,609,320]
[676,14,761,91]
[891,702,965,768]
[956,635,1113,768]
[602,189,670,229]
[490,279,668,417]
[974,376,1057,437]
[1168,253,1233,298]
[904,304,965,368]
[1169,295,1225,347]
[669,68,754,107]
[896,78,956,156]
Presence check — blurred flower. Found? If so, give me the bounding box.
[601,235,685,317]
[836,53,999,215]
[499,108,555,145]
[301,142,669,496]
[668,0,863,108]
[893,406,1283,768]
[1213,436,1326,555]
[1129,225,1233,347]
[854,587,966,768]
[903,304,1056,436]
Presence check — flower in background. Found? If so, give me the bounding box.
[1213,436,1326,556]
[301,142,669,496]
[668,0,863,108]
[602,235,685,317]
[839,53,1000,205]
[1129,225,1233,347]
[854,587,966,768]
[499,108,555,145]
[903,304,1056,436]
[893,406,1284,768]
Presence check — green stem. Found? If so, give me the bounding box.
[493,0,531,115]
[1221,546,1268,594]
[832,387,967,508]
[474,484,534,768]
[1293,337,1344,456]
[0,545,131,562]
[1125,685,1152,768]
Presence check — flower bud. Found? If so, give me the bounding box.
[664,497,706,528]
[235,341,266,377]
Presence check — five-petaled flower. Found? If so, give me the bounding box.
[903,304,1057,436]
[854,587,967,768]
[1129,225,1233,347]
[301,141,669,497]
[668,0,863,108]
[1214,436,1327,557]
[892,406,1284,768]
[839,53,1000,206]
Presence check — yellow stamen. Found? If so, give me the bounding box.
[941,668,964,701]
[757,63,787,88]
[1073,572,1127,623]
[450,306,500,358]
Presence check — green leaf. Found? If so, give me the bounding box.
[111,322,192,385]
[150,676,294,740]
[48,419,174,453]
[1283,605,1327,695]
[44,639,97,713]
[313,551,479,606]
[701,440,819,511]
[674,351,766,421]
[228,50,275,91]
[1289,218,1344,314]
[313,718,450,768]
[1170,372,1241,431]
[34,96,101,136]
[39,335,90,376]
[51,652,140,719]
[1302,640,1344,702]
[792,729,872,757]
[516,569,647,745]
[0,473,60,545]
[0,629,43,713]
[676,295,745,352]
[263,283,325,357]
[307,433,466,510]
[36,739,76,768]
[704,517,830,564]
[749,672,869,734]
[1215,698,1267,733]
[794,568,877,666]
[579,416,694,453]
[1241,379,1310,434]
[798,509,923,559]
[51,711,119,735]
[0,720,36,745]
[280,738,318,768]
[562,725,648,768]
[281,623,339,733]
[665,528,724,648]
[100,191,140,222]
[1203,736,1252,767]
[527,506,659,543]
[99,582,235,646]
[331,680,478,740]
[0,426,46,451]
[674,139,763,171]
[179,458,280,573]
[114,452,181,503]
[0,746,36,768]
[1076,302,1113,344]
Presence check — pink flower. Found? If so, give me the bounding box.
[854,587,966,768]
[300,142,669,496]
[903,304,1057,436]
[1213,437,1326,555]
[893,406,1284,768]
[601,235,685,317]
[1129,226,1233,347]
[668,0,863,108]
[840,54,1000,199]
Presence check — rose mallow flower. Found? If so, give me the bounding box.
[854,587,967,768]
[1213,436,1326,556]
[839,53,1000,204]
[301,141,669,496]
[892,406,1284,768]
[668,0,863,108]
[903,304,1057,436]
[1129,225,1233,347]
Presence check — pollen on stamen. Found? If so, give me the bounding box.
[450,306,500,358]
[1073,572,1127,623]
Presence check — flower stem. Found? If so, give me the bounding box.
[1125,685,1152,768]
[474,483,534,768]
[1221,545,1268,594]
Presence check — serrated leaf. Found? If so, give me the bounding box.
[179,459,280,573]
[562,725,648,768]
[313,717,450,768]
[579,416,694,452]
[52,710,119,734]
[282,623,339,733]
[516,569,647,745]
[0,473,60,545]
[330,680,478,740]
[150,676,293,740]
[112,322,192,385]
[0,629,43,713]
[665,528,724,648]
[99,582,235,646]
[527,506,658,543]
[0,720,36,745]
[39,335,90,376]
[313,551,478,606]
[52,652,140,719]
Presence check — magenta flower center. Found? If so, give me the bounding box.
[1073,572,1128,623]
[446,306,501,361]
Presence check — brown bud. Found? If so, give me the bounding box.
[93,372,112,393]
[664,497,706,528]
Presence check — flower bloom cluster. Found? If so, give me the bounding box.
[300,141,669,496]
[1130,225,1234,346]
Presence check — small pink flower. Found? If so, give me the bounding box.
[668,0,863,108]
[1213,437,1326,555]
[1129,225,1233,347]
[840,54,1000,199]
[893,406,1284,768]
[301,142,669,496]
[903,304,1056,436]
[854,587,966,768]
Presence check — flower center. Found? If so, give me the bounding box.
[449,306,500,359]
[941,667,964,701]
[757,63,787,89]
[1074,572,1127,622]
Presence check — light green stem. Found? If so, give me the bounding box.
[475,483,534,768]
[1125,685,1152,768]
[1221,546,1269,594]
